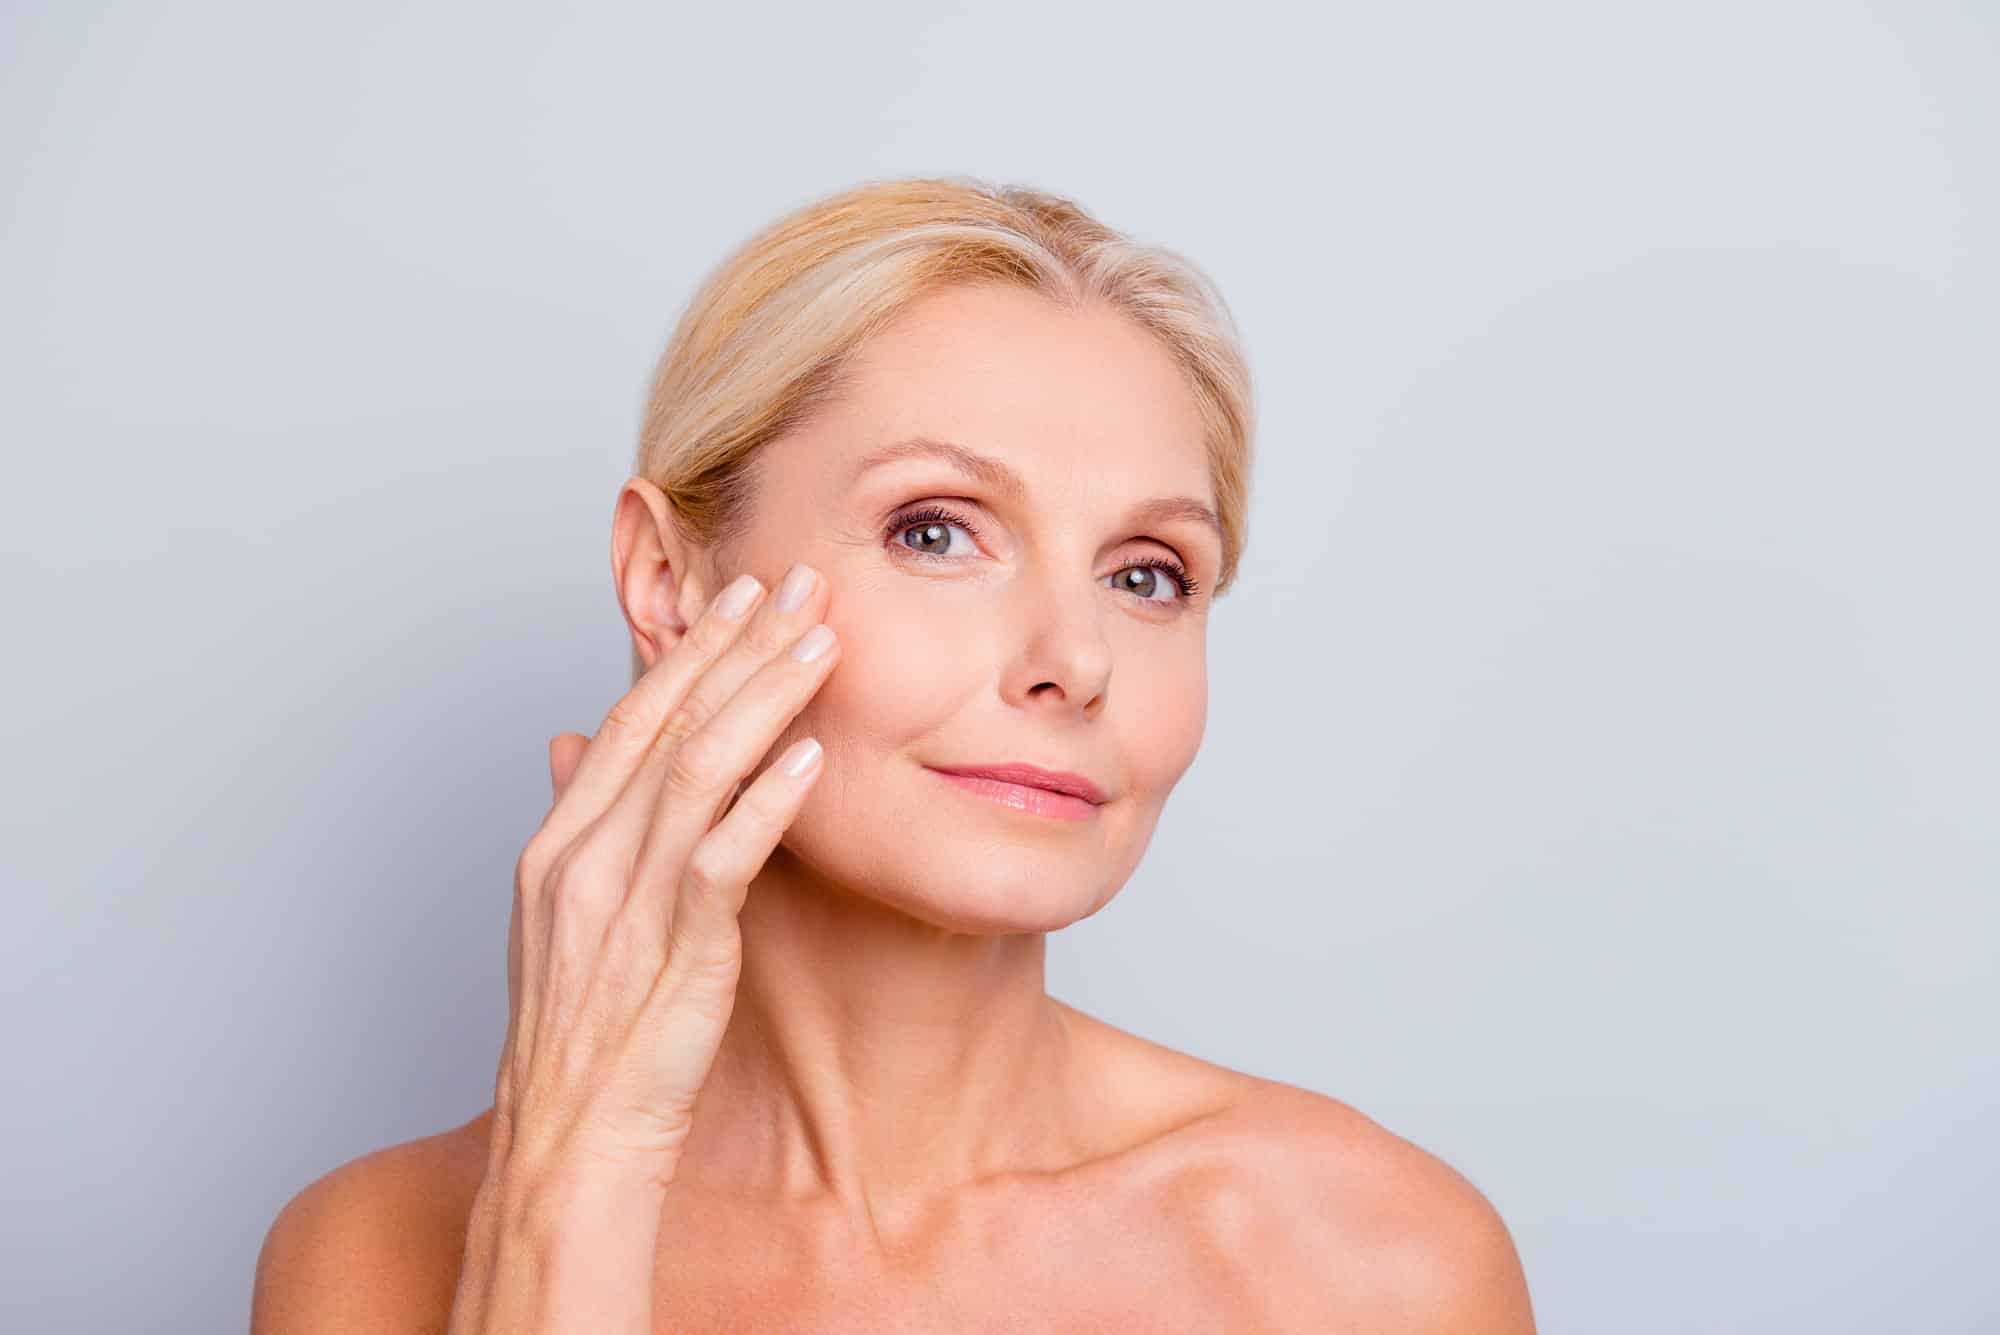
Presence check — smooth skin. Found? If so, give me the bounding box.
[252,282,1535,1333]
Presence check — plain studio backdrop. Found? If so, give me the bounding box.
[3,3,1994,1331]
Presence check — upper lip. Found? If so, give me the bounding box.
[928,762,1109,805]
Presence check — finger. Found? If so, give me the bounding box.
[589,563,830,864]
[623,617,839,948]
[648,733,824,988]
[537,571,767,850]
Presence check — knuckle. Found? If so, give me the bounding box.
[547,842,624,911]
[656,699,706,751]
[600,694,648,740]
[666,914,742,988]
[681,842,736,900]
[517,831,561,888]
[663,732,724,797]
[602,909,666,976]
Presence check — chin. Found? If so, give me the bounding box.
[893,863,1124,935]
[782,805,1142,935]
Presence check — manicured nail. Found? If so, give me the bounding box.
[776,562,818,613]
[716,574,761,620]
[790,624,835,662]
[782,737,822,776]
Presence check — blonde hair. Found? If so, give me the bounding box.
[631,174,1255,681]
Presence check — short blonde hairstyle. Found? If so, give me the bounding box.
[631,174,1255,681]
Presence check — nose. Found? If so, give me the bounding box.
[1001,559,1111,716]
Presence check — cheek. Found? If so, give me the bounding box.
[801,582,985,741]
[1124,648,1208,788]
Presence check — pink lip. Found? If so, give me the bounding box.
[925,764,1108,821]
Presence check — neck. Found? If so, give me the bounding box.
[666,843,1090,1226]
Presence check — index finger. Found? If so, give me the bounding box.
[534,572,765,849]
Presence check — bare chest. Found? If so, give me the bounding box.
[649,1240,1272,1334]
[647,1183,1287,1334]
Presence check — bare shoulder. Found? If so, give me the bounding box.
[1182,1078,1538,1333]
[1049,1008,1532,1330]
[251,1110,494,1335]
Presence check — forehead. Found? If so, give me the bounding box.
[805,283,1213,499]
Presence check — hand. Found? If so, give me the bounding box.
[488,562,839,1199]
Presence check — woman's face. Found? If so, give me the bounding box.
[725,282,1221,932]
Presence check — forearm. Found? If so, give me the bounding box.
[447,1169,667,1335]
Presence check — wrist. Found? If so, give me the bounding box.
[463,1165,669,1335]
[488,1160,671,1246]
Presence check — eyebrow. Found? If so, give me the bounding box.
[850,436,1223,540]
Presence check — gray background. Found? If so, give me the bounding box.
[3,2,1994,1331]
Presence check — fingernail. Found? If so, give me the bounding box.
[716,574,761,620]
[776,562,818,613]
[790,623,835,662]
[782,737,822,776]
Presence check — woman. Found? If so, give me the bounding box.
[253,176,1536,1332]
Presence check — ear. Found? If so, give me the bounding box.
[611,478,714,672]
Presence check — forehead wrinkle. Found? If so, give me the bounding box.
[850,435,1220,540]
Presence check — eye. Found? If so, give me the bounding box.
[1109,557,1200,604]
[888,505,981,559]
[882,503,1203,607]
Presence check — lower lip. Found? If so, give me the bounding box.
[929,769,1101,821]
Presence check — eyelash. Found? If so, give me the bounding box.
[883,503,1203,602]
